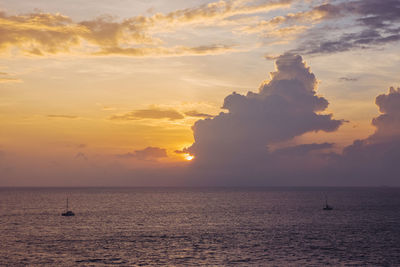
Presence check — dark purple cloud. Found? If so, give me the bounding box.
[271,86,400,186]
[273,142,333,156]
[340,88,400,180]
[292,0,400,55]
[180,55,400,186]
[336,86,400,185]
[181,54,343,184]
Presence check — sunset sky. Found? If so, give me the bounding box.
[1,0,399,186]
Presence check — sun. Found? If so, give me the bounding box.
[184,154,194,161]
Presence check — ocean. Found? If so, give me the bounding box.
[0,187,399,266]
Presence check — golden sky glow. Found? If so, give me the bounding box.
[1,0,400,186]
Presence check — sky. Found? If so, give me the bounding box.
[0,0,399,186]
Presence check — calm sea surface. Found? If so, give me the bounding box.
[0,187,399,266]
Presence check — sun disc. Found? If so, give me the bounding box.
[185,154,194,161]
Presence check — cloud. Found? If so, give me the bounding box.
[51,142,87,149]
[291,0,400,55]
[75,152,88,161]
[331,87,400,185]
[93,44,237,57]
[110,107,184,121]
[47,114,79,119]
[369,87,400,142]
[147,0,292,26]
[0,0,291,57]
[294,30,400,55]
[273,142,333,156]
[239,3,341,39]
[2,56,399,186]
[0,72,22,83]
[184,54,342,170]
[117,146,167,160]
[178,55,400,186]
[0,77,22,83]
[184,110,213,118]
[1,0,398,57]
[339,77,358,82]
[0,12,87,55]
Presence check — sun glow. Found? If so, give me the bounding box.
[184,154,194,161]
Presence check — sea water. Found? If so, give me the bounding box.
[1,187,399,266]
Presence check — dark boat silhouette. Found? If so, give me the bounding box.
[61,197,75,216]
[323,196,333,210]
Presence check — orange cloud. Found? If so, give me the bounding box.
[110,107,184,121]
[0,77,21,83]
[238,3,341,40]
[47,115,79,119]
[0,0,291,57]
[184,110,214,118]
[94,44,236,57]
[147,0,292,26]
[0,12,87,55]
[0,71,22,83]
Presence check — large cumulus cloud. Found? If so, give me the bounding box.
[182,55,400,186]
[182,54,342,184]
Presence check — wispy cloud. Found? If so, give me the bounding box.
[184,110,214,118]
[47,115,79,119]
[0,71,22,83]
[0,77,22,83]
[0,0,291,57]
[94,44,237,57]
[339,76,358,82]
[290,0,400,55]
[110,107,184,121]
[147,0,292,26]
[239,3,341,37]
[1,0,399,57]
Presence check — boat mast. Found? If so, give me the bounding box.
[66,197,69,211]
[325,195,328,207]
